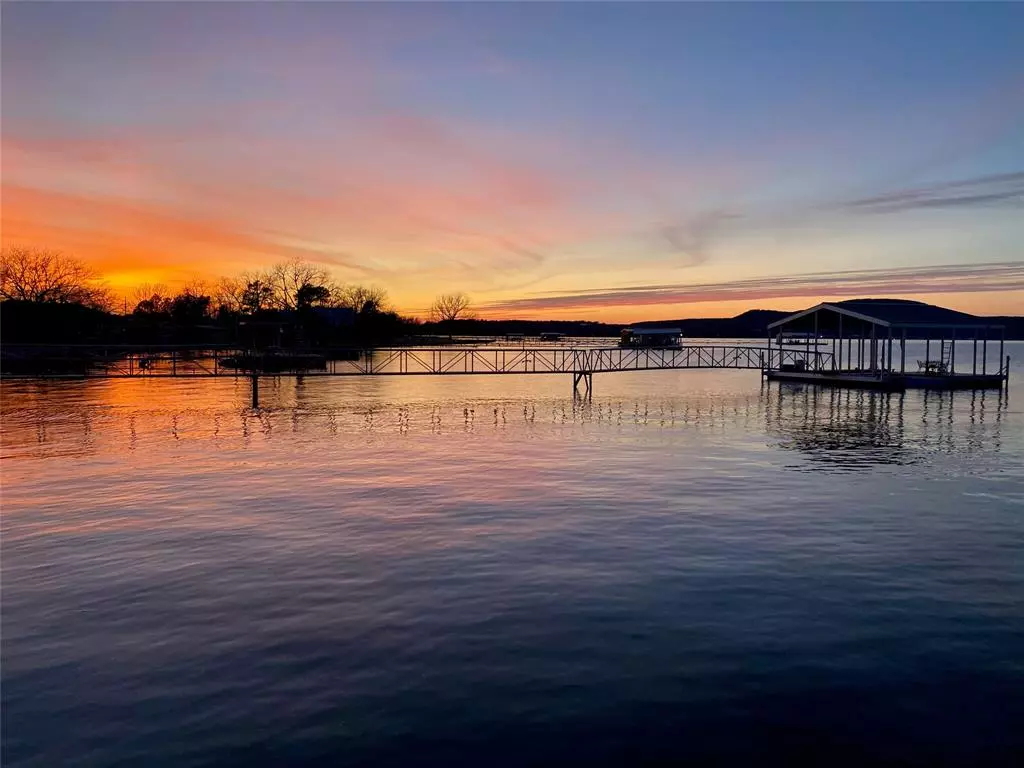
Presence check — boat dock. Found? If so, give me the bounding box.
[765,299,1009,391]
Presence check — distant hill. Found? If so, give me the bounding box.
[632,309,792,338]
[635,307,1024,340]
[420,308,1023,340]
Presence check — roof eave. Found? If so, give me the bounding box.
[768,303,892,330]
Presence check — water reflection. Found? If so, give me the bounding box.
[4,365,1023,768]
[765,382,1008,470]
[1,376,1013,474]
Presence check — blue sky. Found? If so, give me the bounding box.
[3,2,1022,318]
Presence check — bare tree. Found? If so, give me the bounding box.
[1,246,112,309]
[429,292,473,322]
[266,258,337,311]
[214,276,248,314]
[130,282,173,315]
[131,282,171,306]
[179,277,212,299]
[336,284,390,314]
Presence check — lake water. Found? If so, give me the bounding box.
[3,344,1023,765]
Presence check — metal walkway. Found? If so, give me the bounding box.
[1,344,835,403]
[2,344,831,378]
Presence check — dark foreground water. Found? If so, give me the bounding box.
[3,354,1023,765]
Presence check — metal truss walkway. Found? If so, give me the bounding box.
[2,344,831,377]
[1,344,834,403]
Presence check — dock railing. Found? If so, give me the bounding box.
[0,343,833,379]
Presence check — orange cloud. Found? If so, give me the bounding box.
[1,116,657,302]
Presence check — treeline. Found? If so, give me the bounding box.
[0,297,417,347]
[120,258,415,347]
[1,247,418,347]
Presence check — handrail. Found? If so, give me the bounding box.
[3,344,807,379]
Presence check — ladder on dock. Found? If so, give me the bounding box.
[940,340,953,372]
[937,342,954,368]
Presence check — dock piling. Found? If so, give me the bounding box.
[572,371,593,398]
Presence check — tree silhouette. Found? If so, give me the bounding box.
[213,277,248,315]
[133,293,173,316]
[241,280,274,314]
[1,246,112,309]
[266,259,337,311]
[170,293,212,324]
[131,282,171,307]
[337,284,390,314]
[429,292,473,322]
[296,282,331,310]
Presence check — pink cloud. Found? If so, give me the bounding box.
[482,262,1024,313]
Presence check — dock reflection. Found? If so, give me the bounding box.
[1,378,1011,470]
[764,382,1007,470]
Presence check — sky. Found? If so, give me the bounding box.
[2,2,1022,321]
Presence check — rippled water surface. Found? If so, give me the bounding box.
[3,351,1024,765]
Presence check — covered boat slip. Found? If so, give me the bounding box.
[765,299,1008,390]
[619,327,683,348]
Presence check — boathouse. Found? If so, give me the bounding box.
[620,327,683,348]
[765,299,1008,390]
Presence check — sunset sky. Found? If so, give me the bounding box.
[2,2,1022,320]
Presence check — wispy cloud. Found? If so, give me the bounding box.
[634,171,1023,271]
[660,211,742,266]
[482,262,1024,313]
[838,171,1024,214]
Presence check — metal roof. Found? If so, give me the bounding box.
[767,299,1002,330]
[625,327,682,334]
